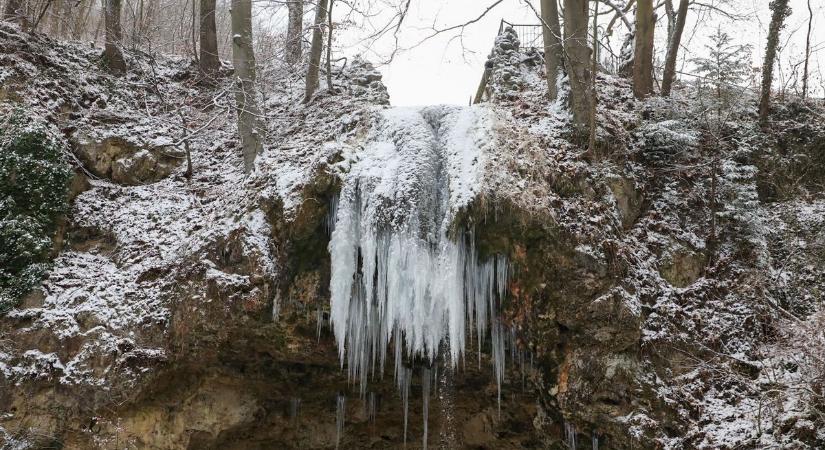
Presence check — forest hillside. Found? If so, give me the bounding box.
[2,1,825,448]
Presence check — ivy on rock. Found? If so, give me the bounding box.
[0,109,72,313]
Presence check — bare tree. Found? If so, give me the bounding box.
[231,0,264,172]
[632,0,654,98]
[661,0,688,96]
[563,0,592,139]
[664,0,675,41]
[104,0,127,74]
[564,0,592,141]
[199,0,220,75]
[802,0,813,99]
[285,0,303,65]
[759,0,791,127]
[540,0,563,101]
[325,0,333,91]
[588,0,598,152]
[304,0,328,102]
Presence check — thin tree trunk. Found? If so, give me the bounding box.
[285,0,303,65]
[73,0,93,39]
[48,0,60,35]
[304,0,328,102]
[191,0,198,63]
[588,0,599,153]
[540,0,563,100]
[325,0,333,91]
[103,0,126,74]
[32,0,53,30]
[664,0,675,43]
[231,0,264,173]
[563,0,592,139]
[759,0,791,127]
[199,0,220,75]
[632,0,654,98]
[93,0,104,43]
[135,0,143,42]
[661,0,688,97]
[802,0,812,99]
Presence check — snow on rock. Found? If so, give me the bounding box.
[0,24,278,394]
[2,18,825,450]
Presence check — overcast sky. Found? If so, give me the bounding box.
[337,0,825,106]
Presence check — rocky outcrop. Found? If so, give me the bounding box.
[72,134,184,185]
[340,56,390,105]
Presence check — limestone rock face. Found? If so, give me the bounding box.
[659,245,706,288]
[340,56,390,105]
[484,27,529,101]
[73,134,184,185]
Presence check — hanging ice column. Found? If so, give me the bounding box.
[328,106,509,392]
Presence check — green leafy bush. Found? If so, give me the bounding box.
[0,110,72,313]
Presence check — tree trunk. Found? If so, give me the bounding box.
[198,0,220,75]
[73,0,93,39]
[540,0,563,101]
[664,0,675,43]
[661,0,688,97]
[191,0,198,63]
[231,0,264,173]
[3,0,22,22]
[325,0,333,91]
[562,0,592,139]
[48,0,61,35]
[802,0,812,99]
[285,0,303,65]
[103,0,126,74]
[632,0,654,98]
[588,0,598,152]
[759,0,791,127]
[304,0,328,103]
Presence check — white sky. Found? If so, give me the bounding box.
[335,0,825,106]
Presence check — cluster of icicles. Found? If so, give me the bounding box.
[323,187,518,448]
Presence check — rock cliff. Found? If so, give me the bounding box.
[1,23,825,449]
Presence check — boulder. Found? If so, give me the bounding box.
[72,134,184,185]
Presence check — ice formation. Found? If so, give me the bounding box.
[335,394,346,449]
[328,105,512,443]
[565,422,577,449]
[329,106,510,382]
[422,367,432,450]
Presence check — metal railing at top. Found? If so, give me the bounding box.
[498,20,544,50]
[496,19,624,75]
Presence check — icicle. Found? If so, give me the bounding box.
[422,367,431,450]
[272,289,280,321]
[365,392,377,424]
[289,397,301,425]
[326,194,339,235]
[398,366,412,445]
[565,422,577,450]
[335,394,346,449]
[316,307,324,342]
[329,201,510,391]
[327,107,516,435]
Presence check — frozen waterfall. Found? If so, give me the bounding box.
[328,105,511,392]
